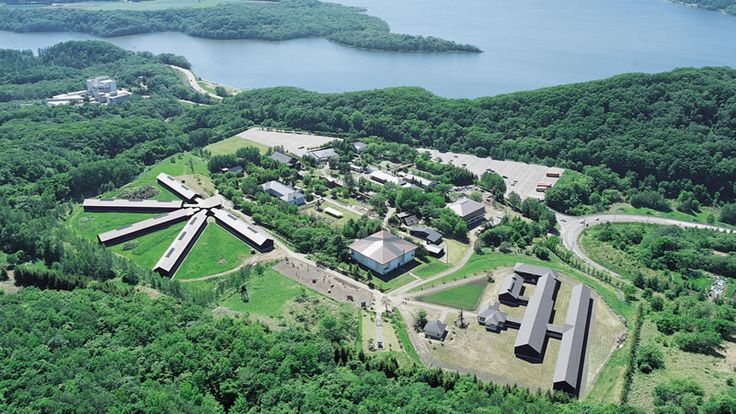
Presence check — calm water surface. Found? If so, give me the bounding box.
[1,0,735,97]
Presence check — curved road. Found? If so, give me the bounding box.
[557,213,733,278]
[167,65,223,100]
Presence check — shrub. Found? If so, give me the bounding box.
[674,330,722,354]
[637,344,665,373]
[630,190,670,211]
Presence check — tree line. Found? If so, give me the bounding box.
[0,0,481,53]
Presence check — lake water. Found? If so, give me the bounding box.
[2,0,736,97]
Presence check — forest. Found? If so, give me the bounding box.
[178,67,736,215]
[0,0,481,53]
[679,0,736,14]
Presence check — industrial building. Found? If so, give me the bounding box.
[47,76,132,106]
[305,148,338,163]
[514,271,559,362]
[84,173,275,278]
[153,210,209,277]
[349,230,417,275]
[211,208,274,252]
[369,170,405,186]
[476,264,593,395]
[261,180,305,205]
[157,173,199,202]
[97,208,197,246]
[409,226,443,245]
[83,198,184,213]
[447,197,486,225]
[403,173,436,188]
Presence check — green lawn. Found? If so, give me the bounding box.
[70,209,160,241]
[302,201,362,228]
[371,272,417,292]
[417,279,487,311]
[389,311,422,366]
[204,135,270,155]
[173,222,252,280]
[111,222,186,270]
[220,268,318,318]
[412,257,451,279]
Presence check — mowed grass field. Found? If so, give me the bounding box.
[418,279,487,310]
[220,268,318,318]
[204,135,269,155]
[173,221,252,280]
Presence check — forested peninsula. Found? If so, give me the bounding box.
[674,0,736,15]
[0,0,482,53]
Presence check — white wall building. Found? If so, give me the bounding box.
[349,230,417,275]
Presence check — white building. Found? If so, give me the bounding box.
[262,180,305,205]
[349,230,417,275]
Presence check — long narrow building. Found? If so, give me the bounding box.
[83,198,183,213]
[211,208,274,252]
[157,173,199,202]
[514,271,559,362]
[97,208,198,246]
[553,284,593,395]
[153,210,208,276]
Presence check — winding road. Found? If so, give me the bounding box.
[557,213,733,278]
[168,65,223,100]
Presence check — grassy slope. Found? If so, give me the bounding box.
[204,135,270,155]
[417,280,486,310]
[608,203,734,229]
[173,222,252,280]
[220,268,318,318]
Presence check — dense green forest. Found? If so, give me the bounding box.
[0,0,481,53]
[179,67,736,214]
[678,0,736,15]
[0,287,645,413]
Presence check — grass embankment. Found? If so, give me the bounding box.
[204,135,270,155]
[607,203,734,229]
[417,279,487,311]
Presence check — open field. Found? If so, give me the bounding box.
[424,149,563,200]
[372,272,417,292]
[412,257,452,279]
[417,279,487,310]
[173,221,252,280]
[111,152,210,201]
[628,320,736,411]
[220,267,319,318]
[112,222,186,270]
[302,201,361,228]
[71,210,159,241]
[237,127,339,157]
[205,134,270,155]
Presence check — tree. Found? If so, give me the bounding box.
[653,378,704,413]
[214,86,228,97]
[720,203,736,225]
[676,191,700,214]
[240,283,249,303]
[414,309,428,331]
[479,171,506,198]
[507,192,521,210]
[637,344,665,373]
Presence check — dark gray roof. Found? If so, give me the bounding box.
[410,226,443,244]
[447,197,485,218]
[307,148,338,160]
[83,198,183,211]
[499,273,524,299]
[157,173,199,202]
[514,263,558,280]
[211,208,272,248]
[270,151,294,165]
[514,272,559,355]
[97,208,197,244]
[553,284,592,394]
[153,210,208,276]
[424,319,447,336]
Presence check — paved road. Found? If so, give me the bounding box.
[558,213,733,278]
[168,65,222,100]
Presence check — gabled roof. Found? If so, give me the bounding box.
[514,263,558,279]
[349,230,417,265]
[514,272,559,355]
[270,151,294,165]
[447,197,485,218]
[157,173,198,202]
[424,319,447,336]
[307,148,338,160]
[410,226,443,244]
[369,170,404,185]
[262,180,298,198]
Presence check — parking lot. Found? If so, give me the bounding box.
[237,127,339,157]
[423,149,564,200]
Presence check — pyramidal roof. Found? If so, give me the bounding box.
[349,230,417,265]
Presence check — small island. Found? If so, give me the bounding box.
[0,0,482,53]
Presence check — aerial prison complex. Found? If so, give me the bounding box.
[476,264,593,395]
[83,173,274,277]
